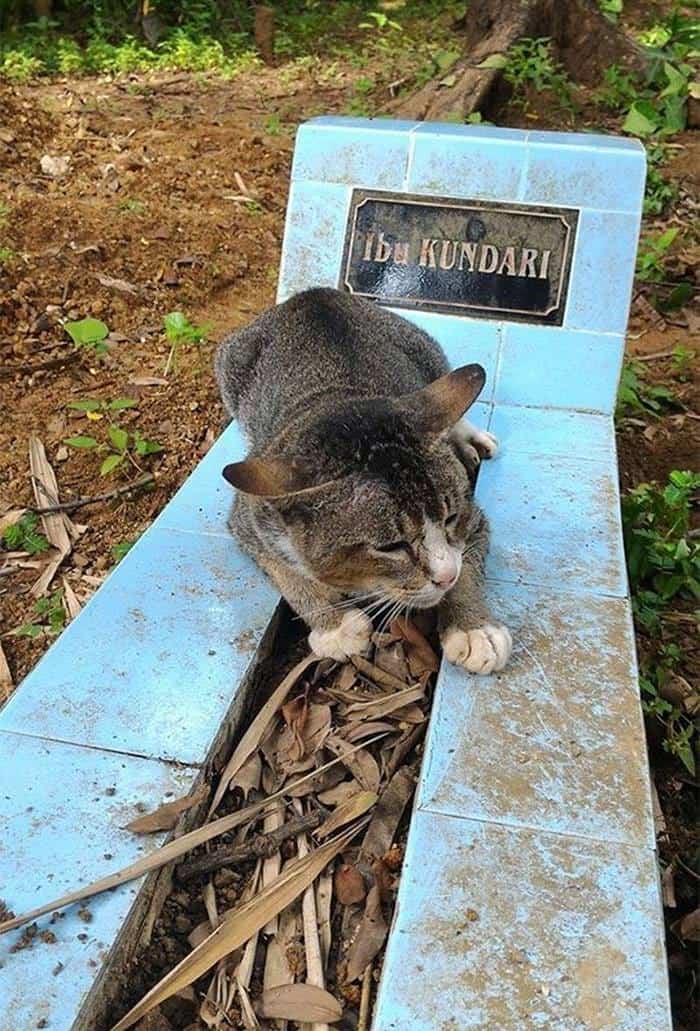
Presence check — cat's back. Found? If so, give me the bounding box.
[215,287,448,447]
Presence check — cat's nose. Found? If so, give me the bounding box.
[432,572,456,590]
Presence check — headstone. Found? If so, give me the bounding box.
[279,116,671,1030]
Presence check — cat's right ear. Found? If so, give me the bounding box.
[222,457,319,498]
[401,363,486,435]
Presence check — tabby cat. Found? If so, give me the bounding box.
[215,288,511,674]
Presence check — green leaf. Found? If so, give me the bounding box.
[100,453,124,476]
[656,226,679,250]
[108,426,129,452]
[13,622,43,639]
[478,53,508,69]
[676,740,696,777]
[661,282,693,310]
[133,435,164,456]
[163,311,188,342]
[68,400,101,412]
[623,100,659,135]
[108,398,138,411]
[64,435,99,449]
[659,61,687,98]
[64,318,109,347]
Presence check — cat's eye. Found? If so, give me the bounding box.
[374,541,410,555]
[445,512,458,527]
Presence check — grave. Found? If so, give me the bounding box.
[0,117,671,1029]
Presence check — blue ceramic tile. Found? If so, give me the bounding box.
[529,129,645,153]
[301,114,419,134]
[523,135,645,212]
[476,449,627,596]
[565,209,642,334]
[413,121,529,143]
[0,528,277,763]
[489,404,614,462]
[374,811,671,1030]
[154,421,246,537]
[387,308,501,400]
[277,181,351,301]
[419,583,653,847]
[409,124,529,201]
[496,324,625,413]
[0,732,195,1031]
[291,120,411,190]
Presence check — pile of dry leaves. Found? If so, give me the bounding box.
[0,617,440,1031]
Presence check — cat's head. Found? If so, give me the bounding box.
[223,365,485,611]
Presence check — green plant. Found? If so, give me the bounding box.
[639,643,697,775]
[595,64,640,111]
[118,198,145,215]
[0,246,17,267]
[64,424,163,476]
[0,202,9,226]
[635,226,679,282]
[621,12,700,136]
[67,397,137,420]
[359,11,402,32]
[264,113,282,135]
[504,37,575,113]
[671,345,695,380]
[599,0,623,23]
[64,317,110,356]
[163,310,212,375]
[616,359,677,419]
[643,145,678,216]
[2,512,49,555]
[623,471,700,623]
[112,537,138,563]
[13,589,66,639]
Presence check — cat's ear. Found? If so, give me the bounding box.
[222,457,325,498]
[401,364,485,435]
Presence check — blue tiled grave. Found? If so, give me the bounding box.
[0,117,670,1030]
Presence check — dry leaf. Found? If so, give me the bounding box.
[231,752,262,800]
[125,785,207,834]
[374,642,410,683]
[209,655,318,815]
[316,780,360,807]
[678,907,700,941]
[0,507,27,536]
[111,826,362,1030]
[129,376,169,387]
[257,984,343,1024]
[342,722,396,744]
[344,884,387,983]
[335,865,366,906]
[96,273,139,294]
[238,981,262,1030]
[62,577,82,620]
[391,618,439,675]
[315,869,333,970]
[0,641,13,704]
[345,685,424,722]
[29,436,73,596]
[358,767,414,880]
[351,656,409,693]
[316,791,377,840]
[325,735,380,793]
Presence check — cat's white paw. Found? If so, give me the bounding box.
[441,623,512,674]
[309,610,372,662]
[469,427,499,460]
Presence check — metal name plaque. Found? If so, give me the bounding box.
[341,190,579,325]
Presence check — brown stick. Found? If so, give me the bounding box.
[384,723,426,782]
[176,810,323,882]
[30,475,155,514]
[351,655,413,693]
[358,963,373,1031]
[0,353,80,378]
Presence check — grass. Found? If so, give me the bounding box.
[503,37,576,114]
[0,1,466,82]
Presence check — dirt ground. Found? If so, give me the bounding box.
[1,42,698,1031]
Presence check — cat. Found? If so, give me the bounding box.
[215,287,512,675]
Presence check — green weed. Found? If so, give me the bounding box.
[2,513,49,556]
[163,310,212,375]
[616,359,677,419]
[643,145,678,217]
[598,0,623,23]
[503,37,575,113]
[64,317,110,356]
[671,345,695,381]
[64,424,163,476]
[13,589,66,639]
[636,226,679,282]
[118,198,145,215]
[112,537,138,563]
[640,643,698,776]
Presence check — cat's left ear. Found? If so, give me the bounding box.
[222,456,330,498]
[400,364,486,435]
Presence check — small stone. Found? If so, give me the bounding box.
[104,786,116,797]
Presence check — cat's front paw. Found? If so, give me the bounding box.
[441,623,512,675]
[308,610,372,662]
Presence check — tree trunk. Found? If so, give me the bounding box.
[31,0,52,17]
[388,0,647,122]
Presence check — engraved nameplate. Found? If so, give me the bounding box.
[341,190,579,325]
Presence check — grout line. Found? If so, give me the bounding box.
[417,802,657,854]
[0,726,201,769]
